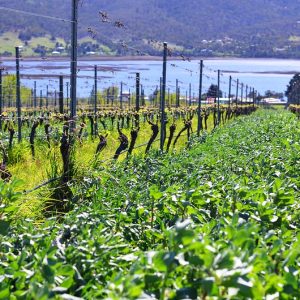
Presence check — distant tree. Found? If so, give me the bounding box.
[2,51,12,57]
[207,84,223,98]
[264,90,284,99]
[33,45,47,57]
[19,31,32,41]
[285,73,300,104]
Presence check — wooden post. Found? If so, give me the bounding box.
[59,75,64,114]
[112,86,115,106]
[94,66,98,135]
[176,79,179,107]
[136,73,140,112]
[54,90,57,108]
[217,70,221,125]
[66,81,69,112]
[160,42,167,151]
[94,65,97,115]
[197,60,203,135]
[120,81,123,109]
[135,74,140,125]
[235,79,239,107]
[106,88,109,106]
[189,83,191,106]
[185,90,188,106]
[0,69,2,130]
[128,88,131,107]
[70,0,78,127]
[40,90,43,109]
[15,47,22,142]
[141,85,145,106]
[241,83,244,106]
[46,85,49,109]
[228,75,232,107]
[34,81,37,115]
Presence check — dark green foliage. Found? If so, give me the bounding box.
[2,110,300,298]
[207,84,223,98]
[286,73,300,104]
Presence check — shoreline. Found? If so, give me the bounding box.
[1,55,300,62]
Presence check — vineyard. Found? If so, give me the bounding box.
[0,43,295,300]
[0,47,259,214]
[0,103,255,193]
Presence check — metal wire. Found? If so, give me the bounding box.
[0,6,74,23]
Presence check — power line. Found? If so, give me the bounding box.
[0,6,73,23]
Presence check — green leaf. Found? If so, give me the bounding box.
[0,287,9,300]
[149,185,163,200]
[0,221,10,236]
[61,276,74,289]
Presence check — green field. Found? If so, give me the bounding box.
[1,108,300,299]
[0,31,116,57]
[0,32,67,56]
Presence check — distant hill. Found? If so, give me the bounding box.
[0,0,300,57]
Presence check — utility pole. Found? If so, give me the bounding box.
[16,47,22,142]
[70,0,78,128]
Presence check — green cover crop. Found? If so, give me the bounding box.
[1,109,300,299]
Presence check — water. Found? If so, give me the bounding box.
[1,58,299,98]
